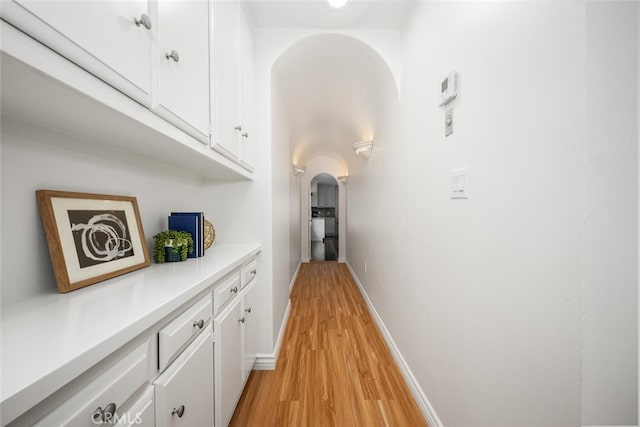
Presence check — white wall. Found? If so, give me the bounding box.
[347,2,587,425]
[583,3,638,425]
[269,75,297,342]
[0,116,201,302]
[0,114,274,350]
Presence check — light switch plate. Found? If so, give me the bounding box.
[451,167,469,199]
[445,108,453,137]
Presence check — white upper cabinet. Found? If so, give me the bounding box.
[318,184,337,207]
[211,2,255,171]
[237,6,255,172]
[1,0,153,105]
[211,0,241,161]
[153,0,210,143]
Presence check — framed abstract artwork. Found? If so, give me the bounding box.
[36,190,150,293]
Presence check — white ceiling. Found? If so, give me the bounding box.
[260,0,409,170]
[244,0,415,29]
[273,33,396,167]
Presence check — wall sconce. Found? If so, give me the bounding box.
[337,176,349,184]
[352,140,373,159]
[292,164,306,176]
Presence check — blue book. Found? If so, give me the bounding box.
[168,214,200,258]
[170,212,204,257]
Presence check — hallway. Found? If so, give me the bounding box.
[230,262,427,426]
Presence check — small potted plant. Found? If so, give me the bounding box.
[153,230,194,263]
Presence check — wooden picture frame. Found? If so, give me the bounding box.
[36,190,150,293]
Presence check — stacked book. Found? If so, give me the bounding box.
[168,212,205,258]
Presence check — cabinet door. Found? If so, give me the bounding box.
[214,298,243,427]
[0,0,152,105]
[237,5,255,172]
[154,326,214,427]
[241,279,259,382]
[153,0,210,143]
[211,0,241,161]
[318,184,327,207]
[327,185,336,207]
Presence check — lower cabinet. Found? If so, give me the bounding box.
[13,255,259,427]
[213,275,260,427]
[154,325,214,427]
[214,298,244,427]
[242,279,259,382]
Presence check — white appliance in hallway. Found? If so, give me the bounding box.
[310,218,326,261]
[311,218,325,242]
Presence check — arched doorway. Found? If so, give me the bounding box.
[270,33,399,265]
[310,173,339,261]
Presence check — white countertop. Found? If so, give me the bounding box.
[0,243,260,423]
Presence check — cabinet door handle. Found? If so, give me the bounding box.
[239,317,245,323]
[193,319,204,329]
[93,402,117,423]
[134,14,152,30]
[245,307,252,314]
[250,269,257,275]
[241,132,249,138]
[230,286,238,293]
[172,405,185,418]
[234,125,242,131]
[165,50,180,62]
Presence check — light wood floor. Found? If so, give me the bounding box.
[229,262,427,427]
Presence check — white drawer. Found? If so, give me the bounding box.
[34,343,149,427]
[240,258,257,289]
[120,386,154,427]
[213,271,240,316]
[158,295,212,371]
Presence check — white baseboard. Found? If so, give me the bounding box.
[289,261,302,294]
[346,262,443,427]
[254,298,291,370]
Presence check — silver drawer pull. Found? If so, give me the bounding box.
[245,307,252,314]
[239,317,245,323]
[230,286,238,293]
[241,132,249,138]
[134,14,152,30]
[193,319,204,329]
[234,125,242,131]
[93,402,117,423]
[165,49,179,62]
[172,405,185,418]
[250,269,257,275]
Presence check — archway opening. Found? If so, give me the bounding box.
[270,33,399,265]
[310,173,340,261]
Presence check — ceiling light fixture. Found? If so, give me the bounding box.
[292,164,307,176]
[352,140,373,159]
[327,0,348,9]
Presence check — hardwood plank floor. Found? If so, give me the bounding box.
[229,262,427,427]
